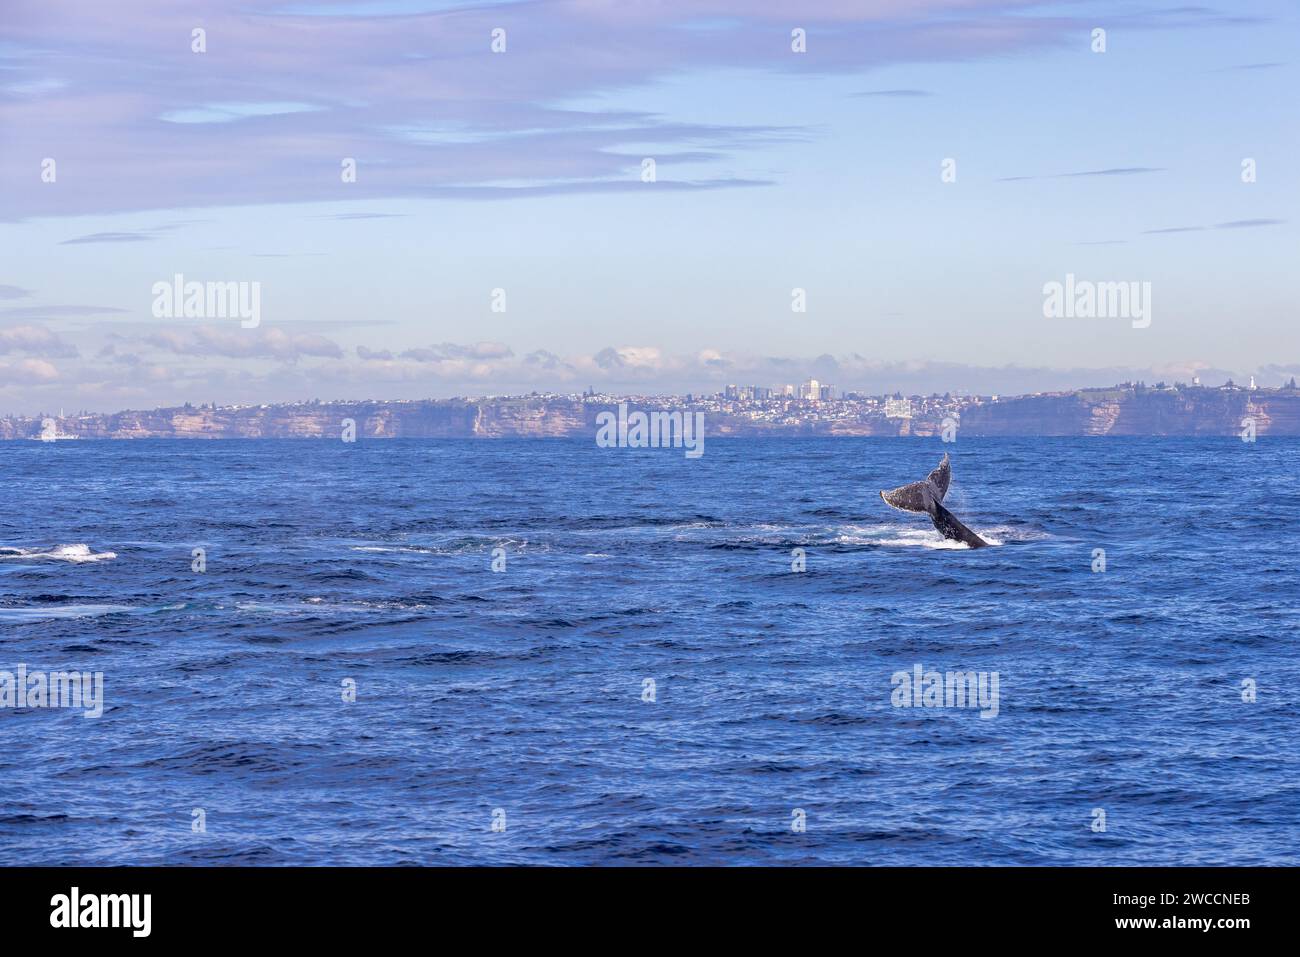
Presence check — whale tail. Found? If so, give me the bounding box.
[880,453,989,548]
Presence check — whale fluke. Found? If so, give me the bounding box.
[880,453,989,548]
[880,455,950,512]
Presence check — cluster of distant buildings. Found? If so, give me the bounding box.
[566,376,1300,433]
[577,378,976,429]
[722,379,838,403]
[16,376,1299,438]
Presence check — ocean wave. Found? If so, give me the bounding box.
[0,544,117,563]
[352,536,535,556]
[978,525,1050,544]
[231,598,444,615]
[835,524,1003,549]
[0,603,136,622]
[667,520,1007,549]
[351,545,438,555]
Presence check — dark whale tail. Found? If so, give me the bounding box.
[880,453,989,548]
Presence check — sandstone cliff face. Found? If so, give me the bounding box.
[4,390,1300,439]
[1247,394,1300,435]
[960,390,1300,436]
[960,394,1104,435]
[473,398,588,437]
[0,402,480,439]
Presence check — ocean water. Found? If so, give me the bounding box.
[1,437,1296,866]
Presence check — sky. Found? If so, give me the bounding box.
[0,0,1296,414]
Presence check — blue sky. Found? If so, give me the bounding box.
[0,0,1295,413]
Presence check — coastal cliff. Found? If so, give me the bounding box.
[3,386,1299,439]
[958,388,1300,436]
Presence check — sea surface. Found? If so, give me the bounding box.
[1,437,1296,866]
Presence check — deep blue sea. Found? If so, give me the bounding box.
[1,437,1296,866]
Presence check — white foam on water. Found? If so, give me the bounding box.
[978,525,1047,544]
[836,523,1002,549]
[351,545,436,554]
[232,599,437,614]
[0,603,134,622]
[0,544,117,563]
[353,538,535,556]
[234,601,330,614]
[877,536,975,550]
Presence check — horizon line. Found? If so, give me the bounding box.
[5,377,1293,420]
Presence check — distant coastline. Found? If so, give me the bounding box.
[4,381,1300,440]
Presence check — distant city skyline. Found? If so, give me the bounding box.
[12,372,1295,420]
[2,0,1296,415]
[6,376,1298,442]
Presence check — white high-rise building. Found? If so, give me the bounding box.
[884,397,912,419]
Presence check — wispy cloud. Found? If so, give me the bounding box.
[0,304,129,320]
[0,330,1280,411]
[59,231,155,245]
[852,88,933,97]
[1143,218,1285,235]
[1060,167,1166,178]
[322,212,407,220]
[0,358,60,384]
[1214,61,1284,71]
[1001,167,1166,182]
[159,101,324,124]
[0,325,79,358]
[0,0,1234,220]
[58,221,210,244]
[143,326,344,361]
[1214,218,1285,229]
